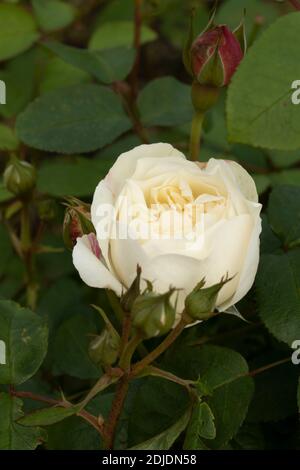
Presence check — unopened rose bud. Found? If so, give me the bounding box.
[185,275,232,321]
[3,157,36,196]
[132,290,176,339]
[63,199,95,250]
[89,329,120,368]
[191,25,243,87]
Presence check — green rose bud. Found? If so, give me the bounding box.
[4,157,36,196]
[89,306,121,368]
[185,275,232,321]
[132,289,176,339]
[89,329,120,368]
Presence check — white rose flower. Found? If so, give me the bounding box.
[73,143,262,313]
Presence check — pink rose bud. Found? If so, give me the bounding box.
[63,198,95,250]
[191,25,243,87]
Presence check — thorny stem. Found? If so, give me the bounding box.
[10,354,293,449]
[119,312,132,359]
[10,390,104,436]
[103,374,130,449]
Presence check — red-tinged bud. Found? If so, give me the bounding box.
[191,25,243,87]
[63,198,95,250]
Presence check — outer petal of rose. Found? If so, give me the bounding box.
[90,179,115,270]
[106,143,185,195]
[72,235,122,295]
[219,215,262,311]
[141,214,254,309]
[109,226,150,288]
[206,158,259,203]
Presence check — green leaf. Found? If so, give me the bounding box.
[51,311,102,379]
[173,344,249,391]
[232,422,265,450]
[89,20,156,51]
[216,0,278,39]
[18,405,79,426]
[227,13,300,150]
[32,0,76,32]
[0,124,19,151]
[45,42,135,85]
[128,345,252,448]
[39,57,90,95]
[260,214,282,255]
[267,185,300,248]
[160,0,209,49]
[0,300,48,385]
[0,393,46,450]
[0,3,38,61]
[247,356,298,422]
[128,377,188,446]
[95,0,134,24]
[0,47,37,119]
[165,344,254,450]
[269,149,300,169]
[206,376,254,449]
[37,157,110,197]
[138,77,193,127]
[256,250,300,345]
[16,84,132,154]
[37,278,86,334]
[252,174,271,196]
[130,409,191,450]
[270,170,300,189]
[184,402,216,449]
[46,393,113,450]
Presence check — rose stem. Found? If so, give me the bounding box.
[189,111,204,161]
[131,314,191,376]
[103,374,130,449]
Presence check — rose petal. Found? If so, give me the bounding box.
[73,235,122,294]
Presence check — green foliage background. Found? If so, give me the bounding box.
[0,0,300,451]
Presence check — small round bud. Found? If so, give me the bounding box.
[4,157,36,196]
[89,329,120,368]
[185,276,231,321]
[132,290,176,339]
